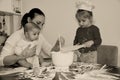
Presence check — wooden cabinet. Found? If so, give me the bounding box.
[0,0,22,35]
[0,0,22,45]
[0,0,22,14]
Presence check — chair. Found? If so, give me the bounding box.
[0,45,3,54]
[97,45,118,66]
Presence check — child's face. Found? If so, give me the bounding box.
[27,28,40,41]
[77,17,91,28]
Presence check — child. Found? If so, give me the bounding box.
[15,22,43,68]
[74,0,102,63]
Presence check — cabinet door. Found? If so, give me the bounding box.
[0,0,13,13]
[0,0,22,35]
[0,0,22,14]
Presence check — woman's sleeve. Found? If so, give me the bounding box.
[0,30,22,66]
[14,43,23,55]
[0,41,14,66]
[40,35,52,57]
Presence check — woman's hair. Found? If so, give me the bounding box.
[21,8,45,27]
[76,9,93,21]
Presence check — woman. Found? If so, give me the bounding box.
[0,8,60,67]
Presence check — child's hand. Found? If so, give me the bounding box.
[33,67,40,76]
[73,50,81,62]
[84,40,94,47]
[21,45,36,58]
[33,67,47,77]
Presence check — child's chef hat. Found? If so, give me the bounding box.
[76,0,94,11]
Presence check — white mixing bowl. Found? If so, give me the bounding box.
[51,51,74,67]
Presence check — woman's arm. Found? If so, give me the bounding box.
[18,59,32,68]
[1,41,22,66]
[41,35,65,56]
[3,43,36,67]
[3,55,25,66]
[51,36,65,52]
[38,34,52,57]
[0,29,23,66]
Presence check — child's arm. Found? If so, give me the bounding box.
[83,40,94,47]
[18,59,32,68]
[38,55,44,66]
[92,27,102,46]
[39,55,51,67]
[74,30,79,45]
[83,27,102,48]
[38,54,51,67]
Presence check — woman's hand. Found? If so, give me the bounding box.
[59,36,65,47]
[51,36,65,52]
[20,45,36,58]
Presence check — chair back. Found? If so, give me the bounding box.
[97,45,118,66]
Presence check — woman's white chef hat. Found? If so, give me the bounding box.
[76,0,95,12]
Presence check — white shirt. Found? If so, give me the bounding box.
[0,28,52,66]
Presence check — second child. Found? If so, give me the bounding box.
[74,0,102,63]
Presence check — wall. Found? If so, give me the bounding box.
[0,0,13,12]
[22,0,120,66]
[22,0,77,46]
[92,0,120,66]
